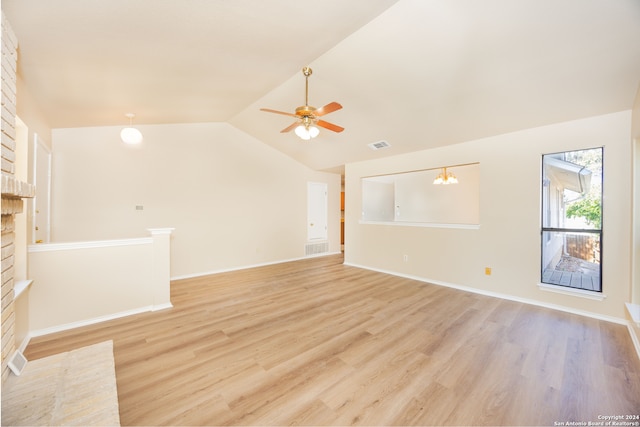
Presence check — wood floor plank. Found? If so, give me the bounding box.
[21,254,640,426]
[398,380,460,426]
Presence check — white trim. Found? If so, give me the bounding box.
[627,322,640,361]
[538,282,606,301]
[344,262,627,325]
[29,304,171,338]
[626,302,640,325]
[359,220,480,230]
[151,302,173,312]
[28,237,153,253]
[8,351,27,375]
[14,279,33,299]
[147,228,175,235]
[32,134,52,244]
[171,251,342,281]
[17,334,31,354]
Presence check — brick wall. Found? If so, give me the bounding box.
[1,13,35,384]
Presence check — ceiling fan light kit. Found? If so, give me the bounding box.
[295,124,319,140]
[261,67,344,141]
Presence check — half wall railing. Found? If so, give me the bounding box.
[23,228,174,339]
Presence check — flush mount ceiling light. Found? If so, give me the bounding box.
[433,167,458,185]
[120,113,143,144]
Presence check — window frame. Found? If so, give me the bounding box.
[540,147,603,293]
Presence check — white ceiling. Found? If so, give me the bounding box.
[4,0,640,172]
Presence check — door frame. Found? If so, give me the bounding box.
[32,134,52,243]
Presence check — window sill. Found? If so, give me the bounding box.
[538,282,605,301]
[359,220,480,230]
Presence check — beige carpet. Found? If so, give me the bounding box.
[1,340,120,426]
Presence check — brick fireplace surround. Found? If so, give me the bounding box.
[1,14,35,383]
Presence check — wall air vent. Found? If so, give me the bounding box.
[368,140,390,151]
[305,241,329,256]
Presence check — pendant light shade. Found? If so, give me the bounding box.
[120,127,143,144]
[121,113,143,144]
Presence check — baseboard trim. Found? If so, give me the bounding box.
[152,302,173,312]
[171,251,342,281]
[17,335,31,354]
[29,304,172,338]
[627,322,640,360]
[343,262,627,326]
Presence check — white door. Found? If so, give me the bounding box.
[33,136,51,243]
[307,182,328,241]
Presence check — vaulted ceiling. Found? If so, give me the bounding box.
[4,0,640,172]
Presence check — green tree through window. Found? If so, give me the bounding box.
[566,195,601,229]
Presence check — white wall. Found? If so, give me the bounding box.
[631,85,640,347]
[345,111,632,320]
[633,85,640,307]
[12,74,53,349]
[50,122,341,278]
[28,238,154,333]
[17,73,53,246]
[361,178,394,221]
[26,229,173,335]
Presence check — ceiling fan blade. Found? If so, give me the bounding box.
[260,108,298,118]
[316,120,344,133]
[314,102,342,117]
[280,122,299,133]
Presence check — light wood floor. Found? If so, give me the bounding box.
[24,255,640,426]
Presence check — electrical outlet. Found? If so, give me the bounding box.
[403,254,409,262]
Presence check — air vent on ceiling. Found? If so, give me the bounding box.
[368,140,390,150]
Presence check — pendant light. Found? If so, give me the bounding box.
[120,113,143,144]
[433,167,458,185]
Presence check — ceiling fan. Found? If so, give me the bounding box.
[260,67,344,140]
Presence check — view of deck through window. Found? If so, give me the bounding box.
[541,148,603,292]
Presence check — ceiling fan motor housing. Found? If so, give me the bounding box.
[295,105,316,117]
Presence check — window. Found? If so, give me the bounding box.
[541,148,602,292]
